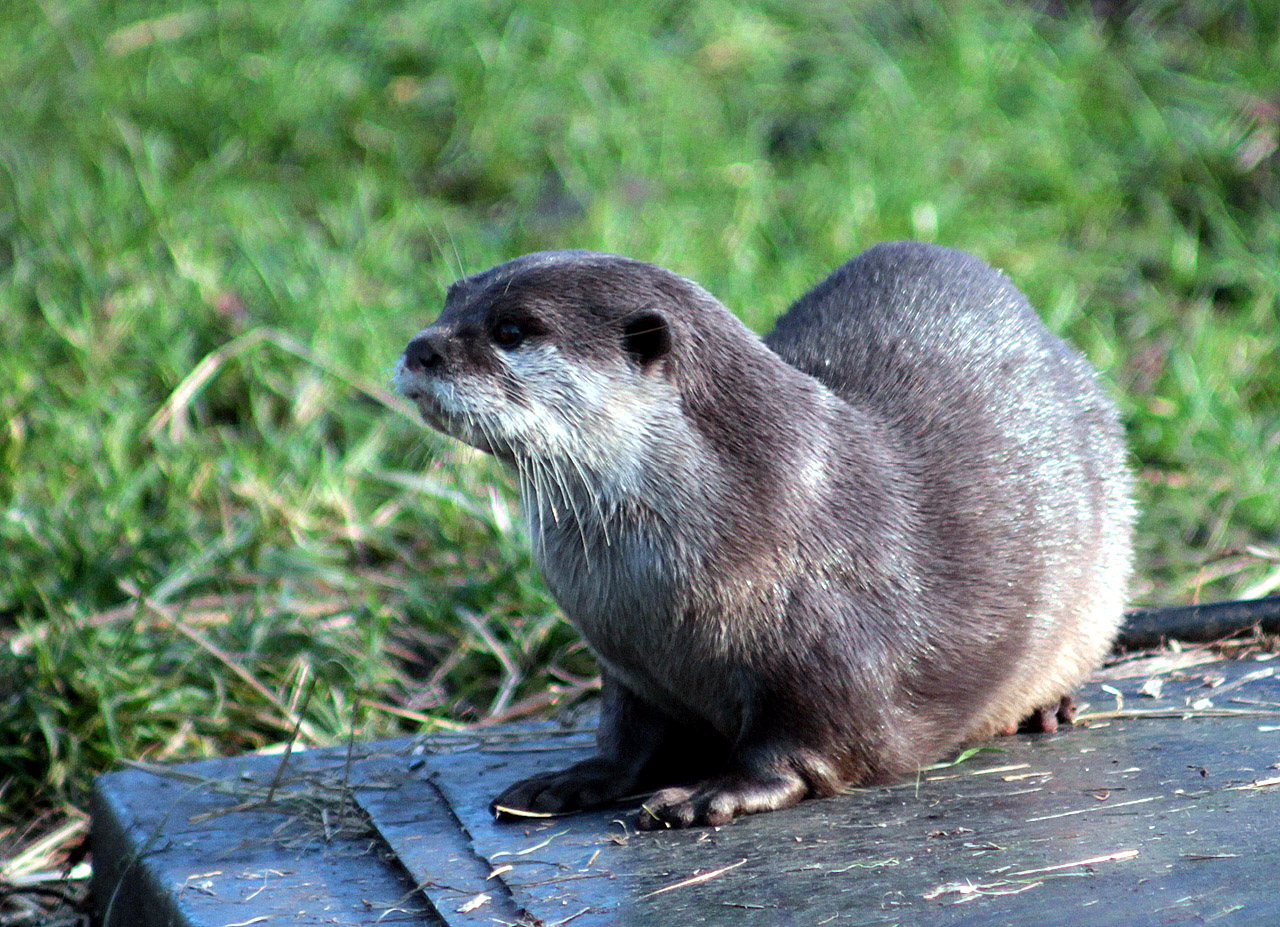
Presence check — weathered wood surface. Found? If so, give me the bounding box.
[91,743,442,926]
[93,651,1280,926]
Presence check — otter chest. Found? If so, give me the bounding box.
[534,523,674,645]
[533,521,745,730]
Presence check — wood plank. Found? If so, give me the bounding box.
[92,652,1280,926]
[371,652,1280,926]
[91,744,443,926]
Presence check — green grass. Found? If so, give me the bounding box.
[1,0,1278,829]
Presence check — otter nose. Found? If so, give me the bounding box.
[403,333,444,374]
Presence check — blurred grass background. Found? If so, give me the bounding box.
[1,0,1278,837]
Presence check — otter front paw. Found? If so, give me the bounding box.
[636,771,807,830]
[491,758,636,819]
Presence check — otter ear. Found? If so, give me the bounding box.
[621,311,671,367]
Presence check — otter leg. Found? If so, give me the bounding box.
[1017,695,1077,734]
[491,674,715,818]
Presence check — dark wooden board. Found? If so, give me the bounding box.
[349,750,533,926]
[367,653,1280,926]
[93,652,1280,926]
[91,744,442,926]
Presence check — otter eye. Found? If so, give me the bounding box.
[492,320,525,350]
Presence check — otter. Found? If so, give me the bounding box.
[394,241,1134,829]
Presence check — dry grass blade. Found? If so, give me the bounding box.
[1076,707,1280,722]
[1012,849,1139,876]
[266,675,318,805]
[923,878,1044,901]
[476,678,601,727]
[490,830,570,859]
[0,812,88,884]
[147,327,417,442]
[1225,776,1280,791]
[459,610,521,719]
[117,580,322,743]
[0,808,91,927]
[1095,649,1225,680]
[118,758,375,844]
[637,859,748,899]
[1026,796,1160,822]
[489,805,557,819]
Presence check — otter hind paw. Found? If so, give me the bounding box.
[1017,695,1077,734]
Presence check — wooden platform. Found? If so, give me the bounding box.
[91,650,1280,926]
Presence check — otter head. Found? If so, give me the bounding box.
[395,251,688,478]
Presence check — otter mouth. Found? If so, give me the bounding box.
[415,400,515,462]
[394,358,519,462]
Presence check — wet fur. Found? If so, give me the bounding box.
[395,242,1134,827]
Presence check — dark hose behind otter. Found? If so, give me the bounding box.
[1119,595,1280,650]
[395,241,1135,828]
